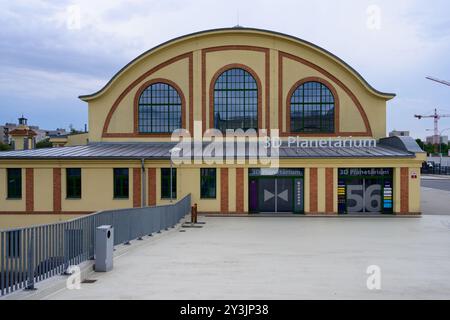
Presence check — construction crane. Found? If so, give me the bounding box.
[426,76,450,87]
[415,109,450,152]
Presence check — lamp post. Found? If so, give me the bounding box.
[169,147,182,203]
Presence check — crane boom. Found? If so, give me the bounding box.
[426,77,450,87]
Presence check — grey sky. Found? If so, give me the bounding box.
[1,0,449,139]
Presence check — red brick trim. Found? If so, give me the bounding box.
[132,78,186,137]
[53,168,62,213]
[278,51,372,137]
[221,168,229,212]
[286,77,340,135]
[133,168,141,208]
[325,168,334,213]
[201,46,270,133]
[236,168,244,213]
[309,168,318,213]
[208,63,263,130]
[148,168,156,206]
[400,168,409,214]
[26,168,34,212]
[102,52,193,138]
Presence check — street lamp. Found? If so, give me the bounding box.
[169,147,182,203]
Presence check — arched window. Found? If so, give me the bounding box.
[138,82,182,133]
[213,68,258,131]
[290,81,335,133]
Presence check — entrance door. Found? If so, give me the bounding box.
[257,178,293,213]
[258,178,276,212]
[276,178,293,212]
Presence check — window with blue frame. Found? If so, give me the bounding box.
[7,168,22,199]
[66,168,82,199]
[113,168,129,199]
[290,81,335,133]
[200,168,216,199]
[161,168,177,199]
[213,68,258,131]
[138,83,182,133]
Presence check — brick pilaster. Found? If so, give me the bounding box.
[133,168,141,208]
[26,168,34,212]
[400,168,409,214]
[309,168,318,213]
[236,168,244,213]
[148,168,156,206]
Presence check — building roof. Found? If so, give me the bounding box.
[0,138,419,160]
[79,27,396,102]
[9,128,37,137]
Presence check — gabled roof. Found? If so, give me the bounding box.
[79,27,396,102]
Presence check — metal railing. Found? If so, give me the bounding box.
[0,194,191,296]
[422,164,450,175]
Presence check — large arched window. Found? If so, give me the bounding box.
[138,82,182,133]
[213,68,258,131]
[290,81,335,133]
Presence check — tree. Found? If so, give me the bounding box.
[416,139,425,151]
[0,142,12,151]
[36,138,53,149]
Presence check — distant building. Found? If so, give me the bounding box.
[426,135,449,145]
[0,118,67,145]
[389,130,410,137]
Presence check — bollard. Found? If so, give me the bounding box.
[191,205,195,224]
[194,203,198,224]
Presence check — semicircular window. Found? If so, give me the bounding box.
[138,83,182,133]
[213,68,258,131]
[290,81,335,133]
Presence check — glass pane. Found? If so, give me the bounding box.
[7,168,22,199]
[290,81,335,133]
[213,68,258,131]
[138,83,182,133]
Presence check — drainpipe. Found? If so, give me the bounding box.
[141,158,146,207]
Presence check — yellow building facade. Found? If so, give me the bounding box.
[0,28,425,227]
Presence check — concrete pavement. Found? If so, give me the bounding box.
[43,215,450,300]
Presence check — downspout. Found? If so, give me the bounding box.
[141,158,146,207]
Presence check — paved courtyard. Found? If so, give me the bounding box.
[44,214,450,300]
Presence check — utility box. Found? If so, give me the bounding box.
[95,225,114,272]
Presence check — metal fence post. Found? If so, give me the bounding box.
[25,229,36,291]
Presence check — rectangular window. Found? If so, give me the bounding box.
[113,168,129,199]
[200,168,216,199]
[7,168,22,199]
[66,168,82,199]
[161,168,177,199]
[6,230,21,258]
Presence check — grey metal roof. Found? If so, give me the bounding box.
[0,141,415,160]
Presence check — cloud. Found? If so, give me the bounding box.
[0,0,449,137]
[0,66,105,100]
